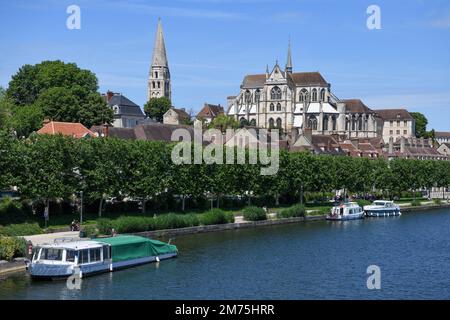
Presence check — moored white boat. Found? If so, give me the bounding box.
[326,202,364,221]
[27,235,177,280]
[363,200,401,217]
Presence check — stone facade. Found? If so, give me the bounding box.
[148,19,171,101]
[375,109,415,143]
[163,107,190,125]
[226,44,379,138]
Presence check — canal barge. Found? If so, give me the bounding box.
[326,202,364,221]
[27,235,177,280]
[363,200,401,217]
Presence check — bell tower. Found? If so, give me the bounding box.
[148,18,171,101]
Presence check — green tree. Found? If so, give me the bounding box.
[6,60,98,106]
[411,112,430,138]
[17,135,80,223]
[8,104,44,138]
[35,86,113,128]
[144,97,171,122]
[209,114,239,131]
[0,88,12,128]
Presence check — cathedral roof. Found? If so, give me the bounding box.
[151,19,168,67]
[241,72,328,88]
[342,99,374,114]
[374,109,413,121]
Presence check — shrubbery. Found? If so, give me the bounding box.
[242,206,267,221]
[277,204,306,219]
[200,209,234,225]
[0,222,43,236]
[411,199,422,207]
[0,236,27,261]
[433,198,442,205]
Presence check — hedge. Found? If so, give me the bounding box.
[0,222,43,237]
[0,236,27,261]
[242,206,267,221]
[277,204,306,219]
[200,209,235,225]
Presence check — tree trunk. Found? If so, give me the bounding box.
[98,197,104,217]
[217,195,220,209]
[248,196,251,206]
[275,194,279,206]
[142,199,146,214]
[182,196,186,212]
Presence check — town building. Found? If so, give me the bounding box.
[37,120,96,138]
[437,143,450,157]
[383,137,447,161]
[435,132,450,145]
[226,42,380,138]
[374,109,415,143]
[148,18,171,101]
[103,91,147,128]
[196,103,224,124]
[163,107,190,125]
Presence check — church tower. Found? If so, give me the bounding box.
[148,18,171,101]
[285,40,293,74]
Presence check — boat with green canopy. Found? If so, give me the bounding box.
[27,235,177,279]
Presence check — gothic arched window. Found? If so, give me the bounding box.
[244,90,252,104]
[312,89,318,102]
[332,116,337,131]
[323,115,329,131]
[276,118,282,128]
[152,81,156,89]
[268,118,275,128]
[255,89,261,103]
[270,86,282,100]
[155,71,158,78]
[358,116,363,131]
[269,103,275,111]
[308,115,318,130]
[299,89,308,102]
[250,119,256,126]
[320,89,326,101]
[276,103,282,111]
[345,117,350,131]
[351,115,356,131]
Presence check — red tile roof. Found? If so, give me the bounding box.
[37,121,96,138]
[374,109,413,121]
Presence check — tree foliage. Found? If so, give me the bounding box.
[144,97,171,122]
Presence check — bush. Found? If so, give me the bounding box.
[0,222,43,236]
[411,199,422,207]
[433,198,442,205]
[200,209,234,225]
[82,225,99,238]
[0,236,27,261]
[151,213,199,230]
[278,204,306,219]
[96,218,114,235]
[0,197,23,215]
[242,206,267,221]
[114,216,153,233]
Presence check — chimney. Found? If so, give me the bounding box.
[389,136,394,154]
[400,136,405,153]
[103,123,110,137]
[106,91,114,103]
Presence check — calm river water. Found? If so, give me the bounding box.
[1,208,450,300]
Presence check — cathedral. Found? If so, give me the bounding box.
[226,43,380,138]
[148,18,171,101]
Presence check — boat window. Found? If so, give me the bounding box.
[103,246,110,260]
[40,248,63,261]
[79,249,89,264]
[90,248,102,263]
[66,250,76,262]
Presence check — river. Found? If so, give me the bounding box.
[1,208,450,300]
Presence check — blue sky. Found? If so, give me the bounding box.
[1,0,449,131]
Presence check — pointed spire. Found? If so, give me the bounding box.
[286,38,293,73]
[152,18,168,67]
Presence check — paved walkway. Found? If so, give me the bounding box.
[24,231,80,246]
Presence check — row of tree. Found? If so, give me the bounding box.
[1,132,449,220]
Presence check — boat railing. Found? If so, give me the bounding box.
[53,237,85,244]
